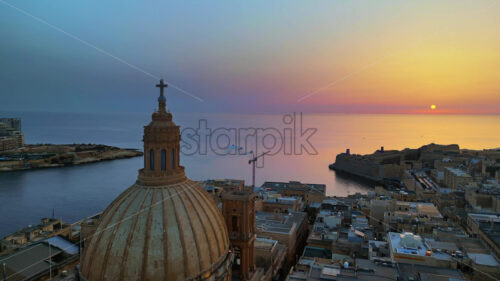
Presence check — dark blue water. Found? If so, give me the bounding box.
[0,111,371,237]
[6,111,498,238]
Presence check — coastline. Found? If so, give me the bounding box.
[0,144,143,172]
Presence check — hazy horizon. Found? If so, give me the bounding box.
[2,109,500,116]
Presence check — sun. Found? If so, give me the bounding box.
[430,104,436,110]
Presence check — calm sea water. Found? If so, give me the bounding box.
[0,111,499,237]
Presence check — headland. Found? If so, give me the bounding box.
[330,143,500,188]
[0,144,142,172]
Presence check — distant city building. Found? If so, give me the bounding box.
[0,118,24,151]
[465,181,500,212]
[397,263,468,281]
[0,118,21,131]
[254,237,287,280]
[255,211,308,268]
[222,189,264,280]
[383,201,445,234]
[0,236,79,281]
[305,197,372,258]
[370,199,447,235]
[457,237,500,281]
[203,178,245,192]
[331,143,462,184]
[444,167,472,190]
[286,257,398,281]
[466,213,500,258]
[262,196,303,213]
[387,232,456,268]
[261,181,326,204]
[0,218,72,255]
[199,178,245,206]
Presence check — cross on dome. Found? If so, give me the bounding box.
[156,79,168,111]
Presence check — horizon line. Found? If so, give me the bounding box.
[1,108,499,116]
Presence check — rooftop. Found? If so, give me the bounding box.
[287,258,397,281]
[391,201,443,219]
[262,181,326,194]
[467,253,499,266]
[445,167,471,178]
[478,221,500,249]
[302,246,333,259]
[256,211,306,235]
[255,237,278,251]
[398,263,467,281]
[468,213,500,223]
[263,196,300,205]
[388,232,428,256]
[0,237,77,281]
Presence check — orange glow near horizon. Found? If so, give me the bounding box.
[286,2,499,114]
[298,40,499,114]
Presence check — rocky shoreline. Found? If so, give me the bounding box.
[0,144,143,172]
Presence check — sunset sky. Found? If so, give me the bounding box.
[1,0,498,114]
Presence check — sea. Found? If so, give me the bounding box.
[1,111,499,238]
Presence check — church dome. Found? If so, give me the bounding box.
[80,180,231,281]
[79,80,232,281]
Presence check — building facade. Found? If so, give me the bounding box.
[0,118,24,151]
[222,189,259,280]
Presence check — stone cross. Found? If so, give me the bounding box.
[156,79,168,97]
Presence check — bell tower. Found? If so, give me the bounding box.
[137,79,186,186]
[222,189,256,280]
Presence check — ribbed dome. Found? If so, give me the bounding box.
[80,179,231,281]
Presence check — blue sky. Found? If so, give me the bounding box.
[1,1,498,114]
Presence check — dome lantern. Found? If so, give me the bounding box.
[138,79,186,186]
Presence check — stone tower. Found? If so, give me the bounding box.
[222,189,257,280]
[138,79,186,186]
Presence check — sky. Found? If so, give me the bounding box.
[0,0,499,114]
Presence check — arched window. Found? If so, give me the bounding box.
[171,148,175,169]
[149,149,155,171]
[161,149,166,171]
[232,216,238,232]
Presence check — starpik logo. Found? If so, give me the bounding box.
[180,113,318,168]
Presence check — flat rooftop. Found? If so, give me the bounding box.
[263,197,299,205]
[262,181,326,193]
[393,201,443,219]
[255,237,278,251]
[468,213,500,223]
[256,211,306,235]
[398,263,467,281]
[445,167,471,177]
[287,258,397,281]
[467,253,499,266]
[388,232,428,256]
